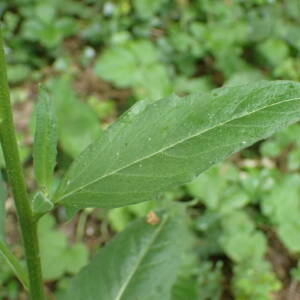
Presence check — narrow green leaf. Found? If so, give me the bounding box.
[62,211,183,300]
[0,172,6,240]
[56,81,300,209]
[0,240,29,290]
[33,87,57,190]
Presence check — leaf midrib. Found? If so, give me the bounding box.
[114,217,168,300]
[59,96,300,201]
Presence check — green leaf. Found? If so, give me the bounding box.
[0,165,27,289]
[94,45,137,88]
[172,276,199,300]
[291,261,300,281]
[32,192,54,215]
[64,205,79,221]
[197,262,223,300]
[94,40,171,100]
[186,164,248,213]
[171,223,202,300]
[220,210,267,263]
[133,0,167,19]
[0,172,6,240]
[56,81,300,209]
[134,64,172,101]
[108,201,155,232]
[33,87,57,190]
[232,260,281,300]
[256,38,289,67]
[38,215,88,280]
[0,146,4,167]
[62,211,183,300]
[49,76,101,158]
[0,240,29,290]
[262,174,300,252]
[7,64,31,84]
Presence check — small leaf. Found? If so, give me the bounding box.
[49,76,101,158]
[133,0,167,19]
[94,45,137,88]
[32,192,54,215]
[62,211,183,300]
[172,276,199,300]
[56,81,300,209]
[33,87,57,190]
[94,41,171,100]
[232,260,281,299]
[38,215,88,280]
[262,174,300,252]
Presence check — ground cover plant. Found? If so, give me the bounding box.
[1,1,300,299]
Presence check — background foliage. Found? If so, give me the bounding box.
[1,0,300,299]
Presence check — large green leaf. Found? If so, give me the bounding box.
[62,211,183,300]
[56,81,300,209]
[33,88,57,190]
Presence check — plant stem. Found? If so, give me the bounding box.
[0,240,29,290]
[0,29,45,299]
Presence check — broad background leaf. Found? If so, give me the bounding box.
[262,174,300,252]
[48,75,101,158]
[61,211,183,300]
[56,81,300,209]
[38,215,88,280]
[33,88,57,190]
[94,40,172,100]
[133,0,167,19]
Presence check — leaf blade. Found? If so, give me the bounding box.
[62,211,183,300]
[56,81,300,208]
[33,87,57,190]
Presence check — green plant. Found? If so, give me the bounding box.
[2,23,300,299]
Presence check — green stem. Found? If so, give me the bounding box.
[0,240,29,290]
[0,29,45,299]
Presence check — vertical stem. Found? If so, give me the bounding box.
[0,29,45,299]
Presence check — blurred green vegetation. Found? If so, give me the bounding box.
[1,0,300,299]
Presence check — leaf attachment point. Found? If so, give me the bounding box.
[32,191,54,215]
